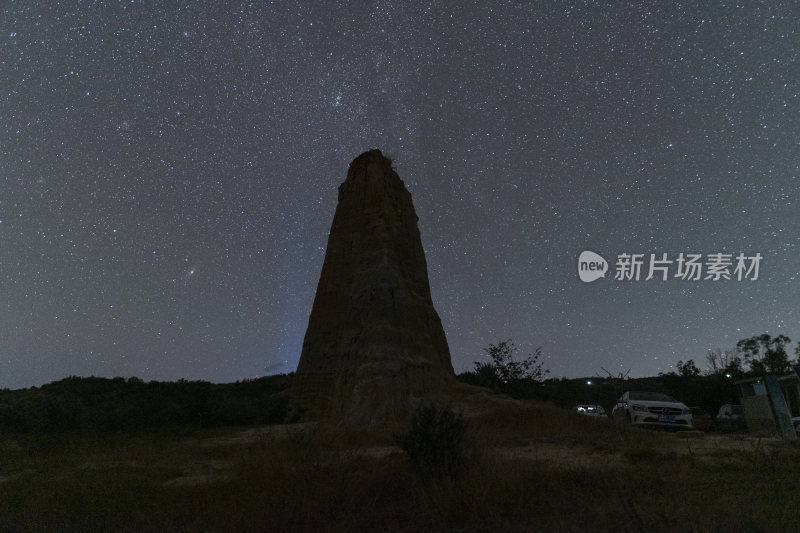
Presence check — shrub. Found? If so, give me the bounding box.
[395,403,467,479]
[459,340,550,394]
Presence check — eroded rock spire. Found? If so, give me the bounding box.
[288,149,454,424]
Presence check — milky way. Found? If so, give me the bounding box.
[1,1,797,388]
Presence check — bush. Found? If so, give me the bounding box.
[460,340,550,393]
[395,403,467,479]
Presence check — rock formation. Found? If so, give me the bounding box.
[288,149,455,425]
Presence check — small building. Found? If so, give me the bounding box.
[735,369,800,438]
[779,371,800,427]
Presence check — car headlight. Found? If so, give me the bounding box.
[682,408,691,415]
[631,404,647,412]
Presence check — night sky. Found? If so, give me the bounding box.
[1,1,798,389]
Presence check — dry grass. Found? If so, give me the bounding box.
[2,402,800,532]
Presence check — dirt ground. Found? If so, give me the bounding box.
[161,424,789,487]
[1,420,790,489]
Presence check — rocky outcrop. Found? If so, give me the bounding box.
[288,149,455,425]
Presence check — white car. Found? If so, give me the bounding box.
[715,404,746,432]
[574,405,608,418]
[611,391,693,429]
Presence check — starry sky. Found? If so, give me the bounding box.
[1,1,798,389]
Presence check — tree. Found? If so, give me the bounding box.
[472,339,549,390]
[676,359,700,377]
[705,347,744,377]
[723,357,744,378]
[736,334,792,375]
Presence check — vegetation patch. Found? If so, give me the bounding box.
[3,408,800,532]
